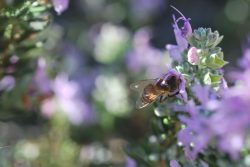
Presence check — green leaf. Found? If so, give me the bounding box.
[4,24,13,39]
[212,35,224,47]
[189,27,224,49]
[203,72,221,85]
[206,53,228,69]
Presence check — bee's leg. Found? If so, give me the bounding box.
[160,95,168,103]
[168,91,179,97]
[159,96,163,102]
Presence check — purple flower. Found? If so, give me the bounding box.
[171,6,192,48]
[165,69,187,102]
[126,28,169,77]
[52,0,69,15]
[178,66,250,160]
[166,7,192,62]
[205,63,250,159]
[177,101,212,160]
[58,43,86,74]
[57,42,97,96]
[209,98,247,159]
[9,55,19,64]
[178,73,188,102]
[170,160,181,167]
[0,75,15,91]
[166,44,182,62]
[208,69,250,159]
[191,83,212,104]
[217,77,228,96]
[41,73,96,125]
[125,156,137,167]
[220,77,228,90]
[177,82,234,161]
[33,58,52,94]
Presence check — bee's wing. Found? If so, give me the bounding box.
[135,98,152,109]
[130,79,156,92]
[130,79,157,109]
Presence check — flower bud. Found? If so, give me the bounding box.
[187,47,199,65]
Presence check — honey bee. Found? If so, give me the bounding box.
[130,72,182,109]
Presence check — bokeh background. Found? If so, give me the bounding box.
[1,0,250,166]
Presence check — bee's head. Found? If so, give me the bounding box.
[156,77,170,91]
[166,75,178,90]
[162,74,180,93]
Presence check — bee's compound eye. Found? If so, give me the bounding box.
[167,75,177,85]
[167,75,178,91]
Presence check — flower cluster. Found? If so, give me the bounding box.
[166,7,229,165]
[167,8,250,166]
[129,7,250,167]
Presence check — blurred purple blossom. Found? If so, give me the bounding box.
[41,74,96,125]
[33,58,52,94]
[176,70,250,161]
[52,0,69,15]
[178,101,212,160]
[166,45,182,62]
[191,83,212,104]
[125,156,137,167]
[209,68,250,159]
[58,42,98,95]
[221,77,228,90]
[126,28,169,77]
[41,98,56,118]
[210,98,247,159]
[218,77,228,96]
[0,75,15,91]
[9,55,19,64]
[38,41,98,124]
[182,54,250,160]
[58,42,86,75]
[175,83,222,160]
[74,70,98,95]
[54,74,96,124]
[170,160,181,167]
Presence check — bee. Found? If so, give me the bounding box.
[130,72,182,109]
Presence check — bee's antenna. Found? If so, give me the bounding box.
[170,5,186,19]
